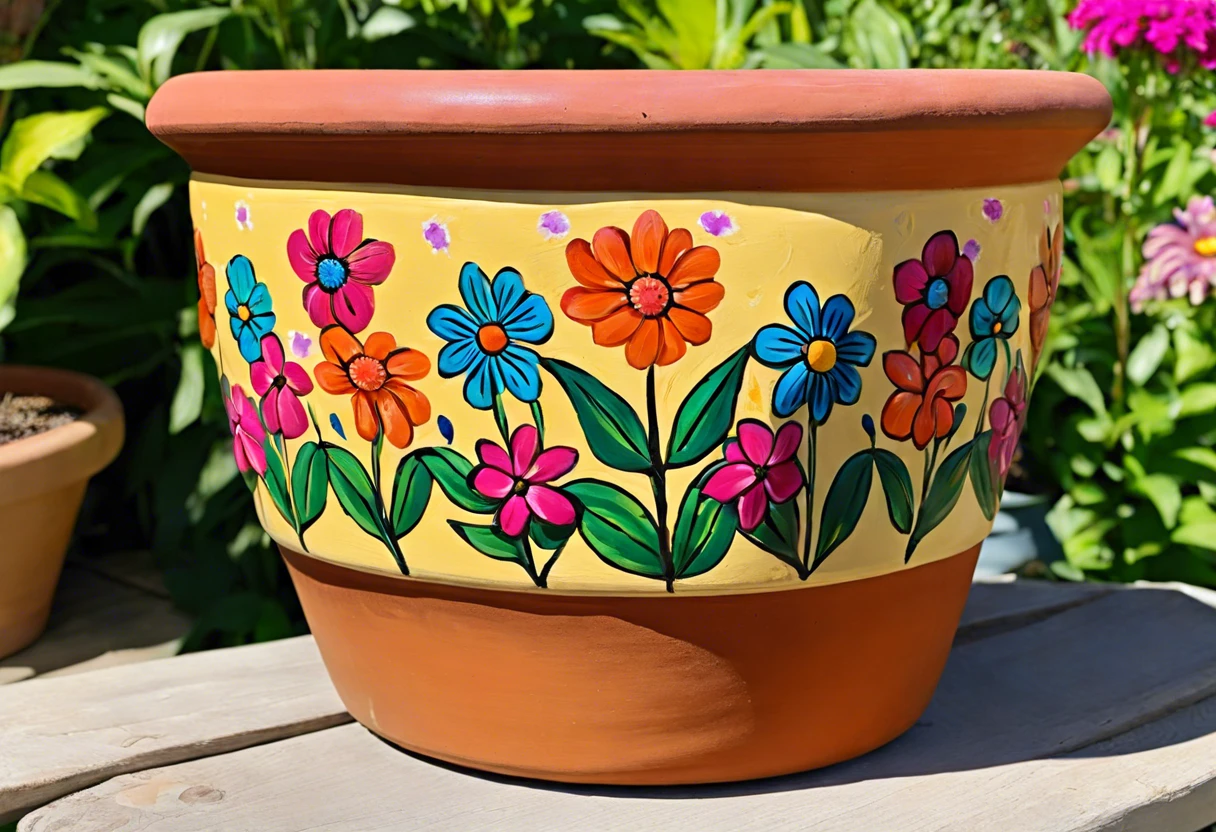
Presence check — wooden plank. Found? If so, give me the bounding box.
[17,585,1216,832]
[0,636,351,824]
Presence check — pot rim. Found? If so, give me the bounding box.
[147,69,1112,192]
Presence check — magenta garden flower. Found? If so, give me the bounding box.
[1068,0,1216,72]
[1131,195,1216,309]
[704,420,804,532]
[225,384,267,475]
[249,333,314,439]
[893,231,974,352]
[471,424,578,537]
[288,208,395,333]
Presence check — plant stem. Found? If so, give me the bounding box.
[802,421,818,572]
[530,400,545,444]
[538,543,565,588]
[371,429,407,575]
[645,366,674,592]
[492,392,510,445]
[520,535,542,587]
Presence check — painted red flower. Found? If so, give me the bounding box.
[880,335,968,449]
[288,209,395,334]
[894,231,974,352]
[195,229,216,349]
[988,357,1028,480]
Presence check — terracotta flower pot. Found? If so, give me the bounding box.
[147,70,1109,784]
[0,366,124,658]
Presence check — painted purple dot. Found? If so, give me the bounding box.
[537,211,570,240]
[423,220,450,253]
[982,199,1003,222]
[288,330,313,359]
[963,239,981,261]
[699,211,737,237]
[236,206,248,223]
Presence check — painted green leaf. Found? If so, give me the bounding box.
[292,441,329,532]
[565,479,664,578]
[666,346,749,468]
[449,521,525,563]
[417,446,497,513]
[813,449,874,571]
[390,454,432,538]
[873,448,914,534]
[743,496,800,565]
[261,437,294,527]
[906,439,975,562]
[671,476,739,579]
[530,518,575,551]
[540,358,651,473]
[325,445,384,539]
[969,431,1000,522]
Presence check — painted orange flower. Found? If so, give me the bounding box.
[1028,221,1063,368]
[314,326,431,448]
[880,335,968,449]
[561,209,724,370]
[195,228,217,349]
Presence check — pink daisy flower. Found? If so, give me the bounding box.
[1132,195,1216,309]
[287,209,395,334]
[471,425,579,537]
[703,420,804,532]
[249,333,314,439]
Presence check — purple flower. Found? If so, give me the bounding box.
[288,330,313,359]
[963,238,981,261]
[1131,196,1216,310]
[982,199,1003,222]
[423,220,450,253]
[537,211,570,240]
[1068,0,1216,72]
[704,420,804,532]
[699,211,737,237]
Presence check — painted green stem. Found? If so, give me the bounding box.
[645,365,674,593]
[802,421,818,572]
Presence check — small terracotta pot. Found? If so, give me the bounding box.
[0,366,124,658]
[148,70,1109,783]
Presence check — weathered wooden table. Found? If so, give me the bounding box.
[3,578,1216,831]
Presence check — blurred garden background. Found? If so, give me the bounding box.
[2,0,1215,647]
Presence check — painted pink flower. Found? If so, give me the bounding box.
[287,209,395,334]
[225,383,267,475]
[250,333,314,439]
[704,420,804,532]
[471,425,578,537]
[1131,195,1216,310]
[893,230,974,352]
[988,358,1028,480]
[1068,0,1216,72]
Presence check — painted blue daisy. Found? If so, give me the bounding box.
[963,275,1020,380]
[753,281,877,422]
[426,263,554,410]
[224,255,276,363]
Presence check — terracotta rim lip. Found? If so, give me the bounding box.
[146,69,1112,138]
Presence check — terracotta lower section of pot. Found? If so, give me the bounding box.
[283,543,980,785]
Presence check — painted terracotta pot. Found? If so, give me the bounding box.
[0,366,124,658]
[148,70,1109,784]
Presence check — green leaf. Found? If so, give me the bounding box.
[1126,325,1169,387]
[0,61,100,91]
[743,496,800,564]
[292,442,329,532]
[1171,522,1216,551]
[389,454,432,538]
[1154,140,1193,206]
[0,205,27,332]
[529,518,575,550]
[565,479,664,578]
[969,431,1000,522]
[1133,473,1181,529]
[1178,383,1216,418]
[361,6,416,40]
[261,438,294,527]
[872,448,914,533]
[672,467,739,578]
[449,521,525,562]
[325,446,384,539]
[132,182,175,235]
[666,347,749,468]
[757,42,844,68]
[907,439,974,561]
[813,449,874,570]
[541,358,651,473]
[417,446,498,513]
[0,108,109,191]
[848,0,909,68]
[168,341,204,433]
[138,8,232,86]
[1094,143,1123,192]
[1046,363,1108,417]
[105,93,146,122]
[19,170,96,228]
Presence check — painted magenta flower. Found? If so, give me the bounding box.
[250,334,314,439]
[704,420,804,532]
[752,282,877,422]
[194,229,216,349]
[225,383,267,475]
[288,209,395,334]
[313,327,431,449]
[427,263,554,410]
[224,255,275,363]
[1131,196,1216,310]
[988,356,1028,481]
[471,424,578,536]
[881,335,968,449]
[894,231,974,352]
[562,209,724,370]
[963,275,1021,380]
[1029,222,1063,365]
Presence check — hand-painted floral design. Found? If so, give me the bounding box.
[699,211,737,237]
[964,275,1021,380]
[1029,222,1063,365]
[313,326,431,448]
[537,211,570,240]
[894,231,974,352]
[1131,196,1216,310]
[423,219,450,253]
[225,383,266,474]
[224,255,276,363]
[235,200,253,231]
[963,238,981,262]
[471,424,578,536]
[988,355,1028,481]
[753,282,877,422]
[250,333,314,439]
[288,208,395,334]
[881,335,968,449]
[704,420,804,531]
[562,209,724,369]
[194,229,216,349]
[427,263,554,409]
